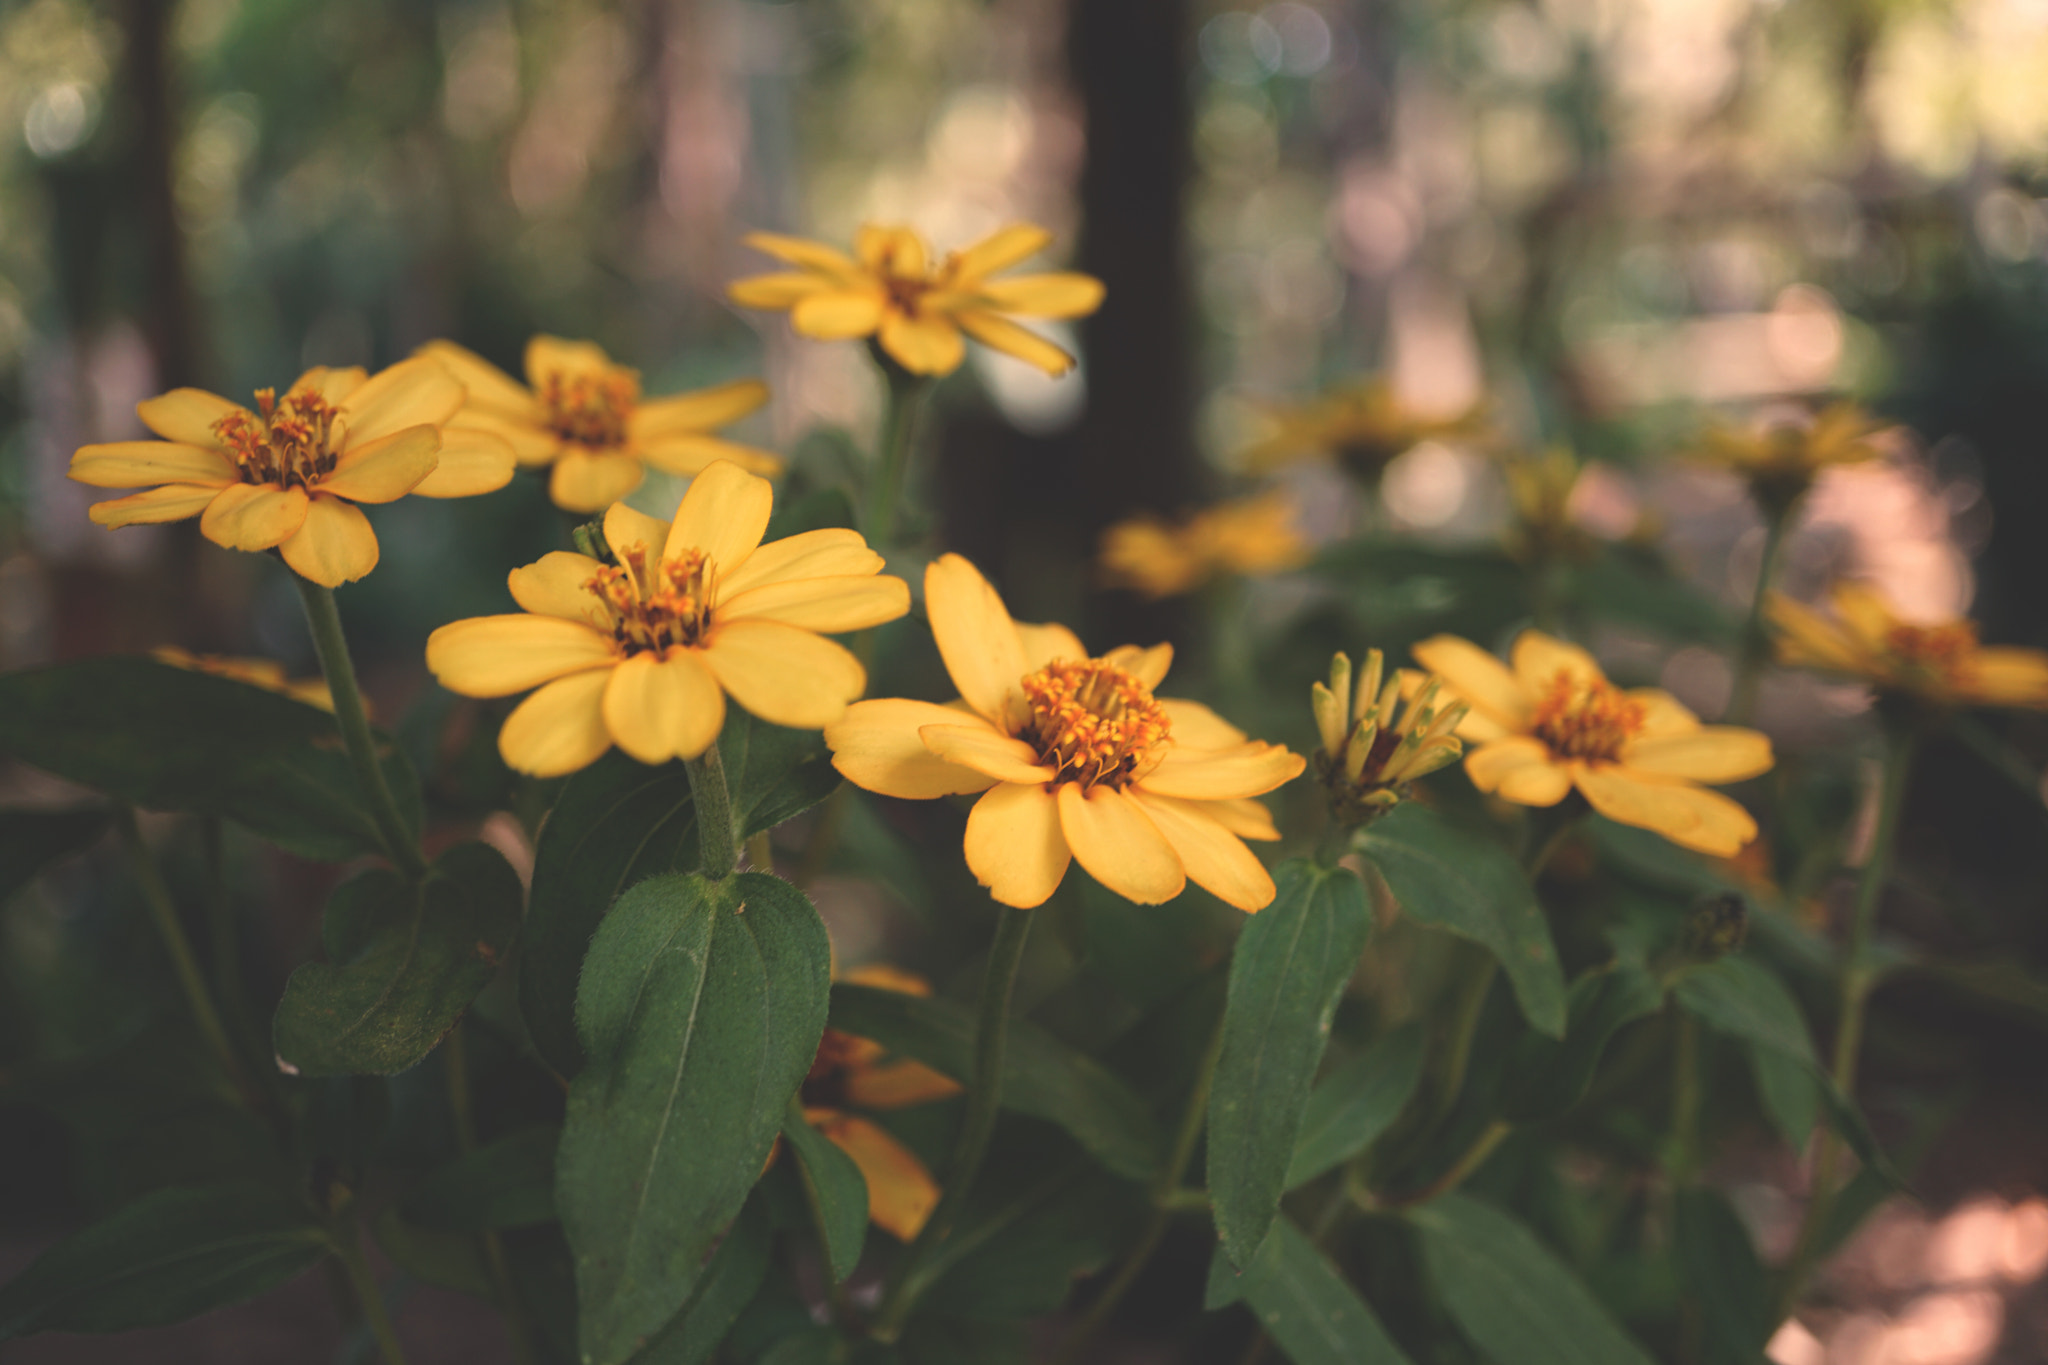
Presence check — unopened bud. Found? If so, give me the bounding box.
[1311,682,1347,757]
[1681,893,1749,961]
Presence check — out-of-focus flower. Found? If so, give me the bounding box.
[419,336,782,515]
[153,646,336,712]
[824,555,1303,912]
[1239,380,1484,480]
[727,223,1103,377]
[68,361,515,586]
[1503,446,1601,563]
[1311,650,1466,825]
[1415,630,1773,855]
[426,462,908,777]
[1691,402,1889,518]
[1767,581,2048,712]
[1099,492,1309,599]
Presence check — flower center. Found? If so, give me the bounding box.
[586,545,714,654]
[1018,658,1172,791]
[211,388,342,490]
[540,366,639,449]
[1886,621,1977,688]
[1530,669,1645,765]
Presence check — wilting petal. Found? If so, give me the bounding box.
[636,434,785,479]
[319,425,440,504]
[340,358,464,445]
[508,551,610,626]
[1057,783,1185,905]
[1412,635,1531,731]
[550,449,644,514]
[409,427,517,498]
[497,667,614,777]
[1625,728,1774,783]
[720,574,909,634]
[1159,699,1248,750]
[703,619,865,729]
[1511,630,1604,697]
[1626,688,1701,739]
[826,699,998,799]
[1141,742,1305,801]
[524,335,612,386]
[666,460,774,576]
[415,339,536,415]
[964,781,1070,908]
[791,290,887,340]
[740,232,862,277]
[1103,643,1173,689]
[629,379,769,437]
[1205,796,1280,841]
[1967,648,2048,709]
[878,312,966,376]
[1574,764,1758,857]
[1127,789,1275,913]
[918,725,1054,785]
[427,615,617,697]
[925,555,1030,728]
[88,483,226,528]
[137,388,244,446]
[811,1112,940,1242]
[950,224,1052,281]
[727,272,835,309]
[280,495,380,586]
[954,312,1074,376]
[975,273,1105,319]
[199,481,310,552]
[70,441,235,489]
[603,649,725,763]
[842,1058,961,1109]
[1016,622,1087,671]
[720,528,883,598]
[603,502,671,565]
[1464,736,1572,806]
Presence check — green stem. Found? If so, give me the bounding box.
[1728,507,1793,725]
[746,830,774,874]
[1668,1011,1702,1184]
[1314,819,1353,869]
[685,746,738,879]
[1361,1120,1512,1211]
[335,1226,409,1365]
[293,578,427,882]
[445,1027,540,1365]
[863,363,933,550]
[870,904,1035,1341]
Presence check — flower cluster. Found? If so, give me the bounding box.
[1099,491,1309,599]
[1310,649,1467,825]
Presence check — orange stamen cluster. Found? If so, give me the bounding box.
[1886,621,1978,687]
[585,546,713,654]
[539,367,639,449]
[1019,658,1172,791]
[211,387,342,490]
[1530,669,1645,765]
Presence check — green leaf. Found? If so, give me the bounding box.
[638,1194,774,1365]
[1500,964,1664,1123]
[0,1182,330,1337]
[1568,551,1733,646]
[1672,1189,1770,1365]
[1206,1218,1414,1364]
[557,871,830,1365]
[921,1169,1136,1321]
[273,841,521,1076]
[1673,957,1815,1066]
[779,1107,869,1285]
[371,1204,491,1298]
[1356,804,1567,1037]
[0,806,110,902]
[1285,1023,1426,1190]
[1411,1193,1657,1365]
[721,710,843,841]
[399,1127,558,1231]
[1748,1044,1818,1149]
[1210,860,1373,1269]
[0,658,420,862]
[826,984,1161,1181]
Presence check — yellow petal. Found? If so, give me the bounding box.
[70,441,236,489]
[628,379,769,437]
[636,434,785,479]
[975,273,1105,319]
[1624,728,1774,783]
[550,449,644,514]
[279,494,380,586]
[1206,796,1280,841]
[1767,593,1865,673]
[508,551,610,626]
[1127,789,1275,913]
[290,366,366,403]
[839,965,933,996]
[950,223,1052,281]
[1626,688,1701,739]
[1464,736,1572,806]
[1511,630,1605,696]
[1140,742,1305,800]
[964,781,1070,908]
[702,619,865,729]
[88,484,225,528]
[1159,699,1248,750]
[924,554,1029,728]
[741,231,862,277]
[1016,622,1087,671]
[918,724,1055,785]
[826,699,1000,799]
[812,1112,940,1242]
[878,312,966,376]
[721,528,883,598]
[415,339,536,415]
[1830,580,1897,650]
[727,272,836,309]
[498,668,614,777]
[1573,764,1758,856]
[791,290,887,340]
[603,501,672,564]
[339,358,464,445]
[719,574,910,634]
[667,460,774,575]
[426,615,617,697]
[1057,782,1185,906]
[954,311,1075,376]
[1103,643,1173,689]
[137,388,244,446]
[842,1059,961,1109]
[319,425,440,504]
[451,409,561,466]
[1967,648,2048,709]
[408,427,517,498]
[603,648,725,763]
[524,335,613,386]
[199,481,310,552]
[1412,635,1531,732]
[856,225,927,276]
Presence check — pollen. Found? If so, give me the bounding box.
[1019,658,1173,791]
[211,387,343,490]
[586,545,714,654]
[1886,620,1978,686]
[1530,669,1645,765]
[539,366,639,449]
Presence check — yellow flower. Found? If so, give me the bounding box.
[1413,631,1774,856]
[417,336,784,515]
[425,462,909,777]
[1692,402,1887,516]
[68,360,515,587]
[1766,581,2048,711]
[153,646,337,712]
[727,223,1104,377]
[1503,446,1601,563]
[824,555,1305,912]
[1239,379,1483,478]
[1311,650,1466,823]
[1099,491,1310,599]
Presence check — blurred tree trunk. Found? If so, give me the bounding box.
[124,0,207,391]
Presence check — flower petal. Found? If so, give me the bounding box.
[415,339,536,415]
[975,272,1105,319]
[918,724,1054,785]
[667,460,774,575]
[1626,688,1701,739]
[427,615,618,697]
[720,574,910,634]
[498,668,614,777]
[408,427,517,498]
[603,649,725,763]
[70,441,236,489]
[1103,643,1173,689]
[1057,782,1185,906]
[721,529,884,598]
[1573,764,1758,856]
[1412,635,1531,731]
[954,311,1075,376]
[340,358,464,445]
[792,290,887,340]
[292,367,366,403]
[1017,622,1087,670]
[279,494,380,586]
[508,551,610,626]
[740,232,862,276]
[628,379,769,437]
[88,484,226,528]
[878,312,966,376]
[1968,648,2048,709]
[603,501,672,564]
[1159,699,1248,750]
[199,482,310,552]
[1510,630,1604,696]
[1141,742,1305,800]
[1464,736,1572,806]
[1206,797,1280,841]
[964,781,1070,908]
[811,1112,939,1242]
[451,409,561,466]
[1127,789,1275,913]
[702,619,865,729]
[924,554,1030,728]
[826,699,999,799]
[1766,593,1865,674]
[856,225,927,276]
[319,425,440,504]
[551,449,644,514]
[1624,728,1774,783]
[137,388,244,446]
[1830,580,1896,649]
[950,224,1052,281]
[727,272,835,309]
[841,1059,961,1109]
[635,434,785,479]
[524,335,613,386]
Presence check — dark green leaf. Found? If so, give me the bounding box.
[0,1183,329,1338]
[638,1195,773,1365]
[0,658,419,862]
[898,1316,1027,1365]
[1673,957,1815,1066]
[1210,860,1373,1269]
[722,710,842,840]
[1816,1167,1896,1263]
[1500,965,1664,1123]
[1286,1023,1426,1190]
[1748,1044,1818,1149]
[558,871,830,1365]
[1357,804,1566,1037]
[1673,1189,1770,1365]
[826,984,1161,1181]
[921,1170,1135,1321]
[273,841,521,1076]
[399,1127,557,1231]
[1207,1217,1414,1364]
[0,806,110,902]
[779,1108,869,1285]
[1567,551,1733,646]
[1412,1193,1657,1365]
[371,1203,490,1298]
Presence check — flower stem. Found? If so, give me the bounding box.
[870,903,1035,1342]
[292,577,427,882]
[445,1026,540,1365]
[1728,506,1793,725]
[334,1224,409,1365]
[863,360,932,550]
[685,745,739,878]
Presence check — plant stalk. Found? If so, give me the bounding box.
[685,745,739,879]
[863,363,932,550]
[445,1026,540,1365]
[1728,506,1793,725]
[334,1226,410,1365]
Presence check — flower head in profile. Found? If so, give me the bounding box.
[1692,402,1889,518]
[1767,581,2048,712]
[426,462,909,777]
[1099,491,1310,600]
[824,555,1305,912]
[1503,446,1603,564]
[1414,631,1774,855]
[418,336,783,515]
[153,646,336,712]
[1239,379,1484,480]
[728,223,1104,377]
[1311,649,1466,825]
[68,360,516,586]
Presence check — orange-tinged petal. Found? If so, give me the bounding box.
[792,290,887,340]
[636,434,785,479]
[702,619,865,729]
[826,699,999,799]
[965,781,1070,908]
[497,667,614,776]
[1103,643,1173,689]
[1966,648,2048,708]
[340,358,464,445]
[1206,796,1280,841]
[199,481,310,552]
[279,494,380,586]
[840,965,933,996]
[918,724,1055,785]
[1412,635,1531,731]
[719,574,910,634]
[427,615,617,697]
[550,449,644,514]
[415,339,536,414]
[925,554,1030,728]
[603,501,672,565]
[409,427,516,498]
[1127,789,1274,912]
[1159,699,1248,750]
[628,379,769,437]
[318,425,440,504]
[1057,782,1184,905]
[1016,622,1087,671]
[70,441,236,489]
[1626,688,1701,739]
[1573,764,1757,856]
[878,312,966,376]
[975,273,1105,319]
[953,311,1074,376]
[1511,630,1605,696]
[667,460,774,575]
[727,272,835,309]
[720,528,883,599]
[812,1112,939,1241]
[842,1059,962,1109]
[89,484,224,528]
[951,224,1052,281]
[1141,742,1304,800]
[1624,728,1774,783]
[740,231,863,276]
[524,335,613,386]
[508,551,609,626]
[1464,736,1572,806]
[137,388,243,446]
[603,648,725,763]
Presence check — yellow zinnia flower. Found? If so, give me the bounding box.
[1692,402,1888,516]
[1413,631,1774,856]
[1766,581,2048,711]
[1099,491,1310,599]
[417,336,784,515]
[425,462,909,777]
[1310,649,1466,823]
[153,646,337,712]
[1239,379,1484,478]
[727,223,1104,377]
[68,360,516,587]
[824,554,1305,912]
